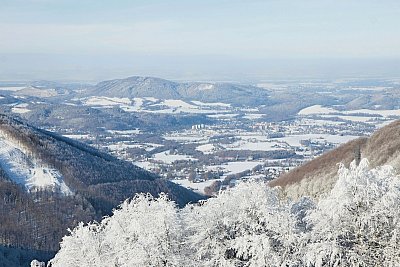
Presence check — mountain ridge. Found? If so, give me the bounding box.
[0,113,204,262]
[89,76,271,106]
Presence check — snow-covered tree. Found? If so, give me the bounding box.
[46,160,400,266]
[302,159,400,267]
[183,181,299,267]
[49,193,182,267]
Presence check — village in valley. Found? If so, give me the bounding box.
[2,79,400,196]
[59,97,394,195]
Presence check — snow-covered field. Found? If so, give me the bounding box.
[298,105,338,115]
[243,113,264,120]
[172,178,224,194]
[83,96,132,106]
[207,161,262,175]
[223,140,283,151]
[191,100,230,107]
[11,103,31,114]
[344,109,400,117]
[153,150,197,164]
[63,134,91,139]
[107,129,141,135]
[133,161,154,170]
[299,105,400,124]
[196,144,218,154]
[81,96,233,115]
[146,99,230,114]
[276,134,359,147]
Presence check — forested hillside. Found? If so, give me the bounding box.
[0,114,204,265]
[91,76,272,106]
[271,120,400,199]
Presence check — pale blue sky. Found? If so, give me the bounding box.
[0,0,399,81]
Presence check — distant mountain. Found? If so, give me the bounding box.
[270,120,400,199]
[90,76,271,106]
[0,114,203,264]
[94,76,180,99]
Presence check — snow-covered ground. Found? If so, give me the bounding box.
[133,161,154,170]
[243,113,264,120]
[196,83,215,91]
[171,178,224,194]
[0,86,26,92]
[223,140,283,151]
[191,100,231,107]
[207,161,262,175]
[83,96,132,106]
[196,144,217,154]
[11,103,31,114]
[107,143,144,151]
[153,150,197,164]
[299,105,400,122]
[276,134,359,147]
[63,134,91,139]
[344,109,400,117]
[297,105,400,129]
[145,102,229,114]
[298,105,338,115]
[0,132,72,195]
[81,96,235,115]
[107,129,141,135]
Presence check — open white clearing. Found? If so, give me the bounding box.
[196,144,219,154]
[0,133,72,195]
[276,134,359,147]
[207,161,262,175]
[11,103,31,114]
[153,150,197,164]
[172,178,224,194]
[84,96,132,106]
[298,105,338,115]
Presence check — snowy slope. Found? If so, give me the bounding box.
[0,130,72,195]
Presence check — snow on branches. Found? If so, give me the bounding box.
[49,193,182,267]
[303,159,400,267]
[44,159,400,267]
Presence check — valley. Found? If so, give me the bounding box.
[1,77,399,195]
[1,77,400,266]
[3,1,400,265]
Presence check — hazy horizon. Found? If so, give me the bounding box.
[1,0,399,81]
